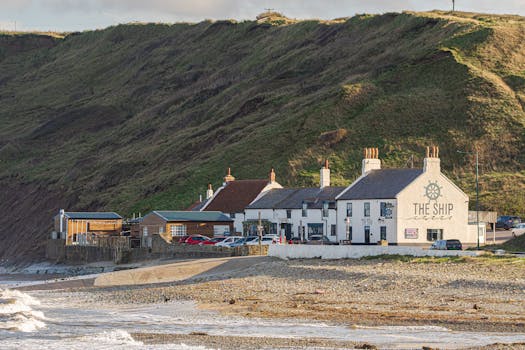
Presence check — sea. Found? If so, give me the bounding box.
[1,275,525,349]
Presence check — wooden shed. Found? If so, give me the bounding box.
[54,210,123,245]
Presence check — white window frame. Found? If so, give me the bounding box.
[170,224,187,237]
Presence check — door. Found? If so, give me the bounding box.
[284,224,292,241]
[364,226,370,244]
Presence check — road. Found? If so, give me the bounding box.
[485,228,516,245]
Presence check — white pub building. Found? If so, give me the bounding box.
[336,147,484,246]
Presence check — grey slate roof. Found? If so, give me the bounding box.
[247,187,346,210]
[153,211,232,222]
[64,212,122,220]
[337,169,423,200]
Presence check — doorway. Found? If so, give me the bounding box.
[364,226,370,244]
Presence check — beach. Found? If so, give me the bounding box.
[81,256,525,333]
[4,255,525,349]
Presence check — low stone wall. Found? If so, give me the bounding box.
[268,245,482,260]
[45,237,269,265]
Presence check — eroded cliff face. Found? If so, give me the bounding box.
[1,11,524,262]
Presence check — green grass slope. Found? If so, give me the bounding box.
[0,11,524,262]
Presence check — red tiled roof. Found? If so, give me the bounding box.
[203,180,269,214]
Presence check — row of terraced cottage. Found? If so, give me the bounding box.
[53,147,487,248]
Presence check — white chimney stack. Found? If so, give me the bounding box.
[206,183,214,199]
[59,209,65,233]
[362,147,381,175]
[423,146,441,173]
[320,159,330,188]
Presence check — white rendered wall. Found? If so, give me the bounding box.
[244,208,338,241]
[336,199,397,243]
[269,245,482,259]
[396,172,471,244]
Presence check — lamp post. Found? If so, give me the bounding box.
[457,149,480,250]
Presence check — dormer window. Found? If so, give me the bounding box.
[322,201,329,217]
[302,202,308,217]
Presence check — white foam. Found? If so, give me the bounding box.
[80,329,144,345]
[0,289,46,332]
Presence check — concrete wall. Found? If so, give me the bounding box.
[268,244,481,260]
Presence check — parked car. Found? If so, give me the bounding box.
[228,236,259,248]
[511,223,525,238]
[201,237,227,245]
[306,235,338,245]
[177,235,190,243]
[215,236,243,247]
[246,234,280,245]
[288,237,306,244]
[496,216,521,230]
[429,239,462,250]
[184,235,211,245]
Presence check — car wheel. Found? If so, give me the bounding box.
[504,225,510,230]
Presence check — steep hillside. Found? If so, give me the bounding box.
[1,11,524,263]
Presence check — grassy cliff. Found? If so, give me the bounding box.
[0,11,524,262]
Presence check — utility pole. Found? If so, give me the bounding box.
[452,0,455,12]
[475,150,480,250]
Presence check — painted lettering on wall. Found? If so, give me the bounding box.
[413,202,454,216]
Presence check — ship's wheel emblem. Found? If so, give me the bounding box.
[424,181,442,201]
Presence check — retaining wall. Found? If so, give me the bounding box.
[268,245,482,260]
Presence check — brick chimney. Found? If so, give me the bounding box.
[206,183,214,199]
[362,147,381,175]
[269,168,276,183]
[320,159,330,188]
[224,167,235,183]
[423,146,441,173]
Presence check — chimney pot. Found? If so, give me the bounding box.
[206,183,214,199]
[224,168,235,183]
[269,168,276,183]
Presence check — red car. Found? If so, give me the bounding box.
[201,237,226,245]
[184,235,211,245]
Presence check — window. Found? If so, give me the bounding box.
[426,229,443,241]
[380,226,387,241]
[380,202,393,218]
[346,203,352,217]
[143,226,148,236]
[230,212,236,218]
[159,226,164,234]
[364,202,370,217]
[307,223,323,237]
[286,209,292,219]
[348,226,353,241]
[331,224,336,236]
[322,201,329,217]
[302,202,308,217]
[170,225,187,237]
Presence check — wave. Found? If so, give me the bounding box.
[0,288,47,332]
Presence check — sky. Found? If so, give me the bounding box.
[1,0,525,32]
